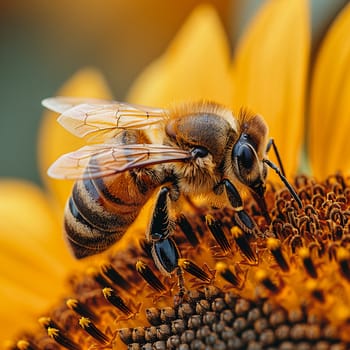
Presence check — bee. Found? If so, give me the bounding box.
[43,98,302,278]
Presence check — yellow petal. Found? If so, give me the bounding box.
[0,276,51,344]
[0,180,75,341]
[232,0,309,177]
[309,3,350,178]
[38,67,112,209]
[127,4,233,107]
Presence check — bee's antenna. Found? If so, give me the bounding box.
[266,138,286,177]
[263,158,302,208]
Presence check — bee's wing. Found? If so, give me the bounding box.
[42,97,114,113]
[48,143,192,180]
[42,97,167,140]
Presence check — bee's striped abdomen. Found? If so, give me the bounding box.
[64,130,164,259]
[65,169,161,259]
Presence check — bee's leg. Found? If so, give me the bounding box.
[148,186,184,297]
[220,179,258,234]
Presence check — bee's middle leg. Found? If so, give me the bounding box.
[147,186,185,296]
[216,179,259,234]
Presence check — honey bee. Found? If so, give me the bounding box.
[43,98,302,277]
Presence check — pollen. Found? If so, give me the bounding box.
[216,261,243,288]
[136,259,167,293]
[16,340,33,350]
[9,174,350,349]
[267,237,290,272]
[47,327,80,350]
[79,317,110,344]
[178,258,212,282]
[255,268,282,294]
[102,287,133,315]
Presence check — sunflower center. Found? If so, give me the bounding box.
[9,174,350,350]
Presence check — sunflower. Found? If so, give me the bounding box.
[2,1,350,349]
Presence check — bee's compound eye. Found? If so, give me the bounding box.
[191,146,209,158]
[237,144,255,170]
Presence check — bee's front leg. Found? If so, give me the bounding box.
[216,179,258,235]
[147,186,185,297]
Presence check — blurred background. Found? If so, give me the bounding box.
[0,0,347,185]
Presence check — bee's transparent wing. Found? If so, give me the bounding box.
[42,97,167,141]
[42,97,114,113]
[48,143,191,180]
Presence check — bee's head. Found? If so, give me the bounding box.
[231,112,302,210]
[232,133,268,196]
[231,114,269,197]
